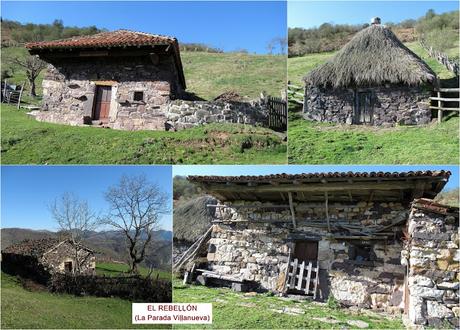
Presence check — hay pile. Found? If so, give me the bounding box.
[173,195,218,244]
[304,24,436,88]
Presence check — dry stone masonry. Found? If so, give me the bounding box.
[207,200,409,311]
[304,85,432,126]
[402,199,459,328]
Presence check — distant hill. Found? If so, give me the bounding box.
[1,228,172,270]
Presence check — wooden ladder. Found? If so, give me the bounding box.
[284,256,320,300]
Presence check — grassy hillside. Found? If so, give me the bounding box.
[1,47,285,102]
[1,105,286,164]
[173,280,404,329]
[181,52,286,100]
[1,272,169,329]
[96,262,171,280]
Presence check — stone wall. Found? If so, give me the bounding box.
[206,200,409,310]
[304,85,432,126]
[40,241,96,275]
[164,100,269,130]
[402,199,459,328]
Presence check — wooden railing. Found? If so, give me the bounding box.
[420,40,459,76]
[431,87,460,123]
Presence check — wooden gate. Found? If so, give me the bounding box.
[267,96,287,132]
[284,257,320,299]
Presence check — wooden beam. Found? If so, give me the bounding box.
[203,180,430,194]
[288,192,297,228]
[325,192,331,232]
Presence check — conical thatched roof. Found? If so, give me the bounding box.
[173,195,218,243]
[304,24,436,88]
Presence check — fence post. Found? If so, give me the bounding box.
[17,82,25,109]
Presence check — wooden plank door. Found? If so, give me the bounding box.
[294,241,319,263]
[354,91,373,125]
[93,86,112,120]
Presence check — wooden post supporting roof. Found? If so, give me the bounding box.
[288,192,297,228]
[325,192,331,232]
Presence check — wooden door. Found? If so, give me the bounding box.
[294,241,318,263]
[93,86,112,120]
[354,91,373,125]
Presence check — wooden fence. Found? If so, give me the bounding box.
[420,40,459,76]
[267,95,287,132]
[287,83,304,105]
[430,87,460,123]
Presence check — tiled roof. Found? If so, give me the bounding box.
[188,170,451,183]
[2,238,60,257]
[25,30,177,50]
[2,238,94,257]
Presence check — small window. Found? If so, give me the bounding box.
[64,261,73,273]
[349,244,376,262]
[133,91,144,102]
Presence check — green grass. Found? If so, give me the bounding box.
[173,280,404,329]
[1,105,286,164]
[96,262,171,280]
[288,109,459,164]
[1,272,169,329]
[405,42,456,79]
[287,51,335,86]
[181,52,286,100]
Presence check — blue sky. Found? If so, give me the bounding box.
[288,1,459,28]
[173,165,459,191]
[1,1,287,54]
[1,166,172,231]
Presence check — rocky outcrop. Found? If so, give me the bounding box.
[402,199,459,328]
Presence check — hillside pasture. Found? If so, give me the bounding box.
[1,105,286,164]
[96,262,171,280]
[1,272,170,329]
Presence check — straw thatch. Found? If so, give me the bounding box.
[304,25,436,88]
[173,195,217,243]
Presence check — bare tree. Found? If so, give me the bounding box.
[266,40,276,55]
[49,192,98,274]
[6,55,46,97]
[102,174,169,274]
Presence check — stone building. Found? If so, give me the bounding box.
[178,170,458,323]
[26,30,186,130]
[1,238,95,284]
[302,21,436,126]
[402,198,459,327]
[26,30,271,131]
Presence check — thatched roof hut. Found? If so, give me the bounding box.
[173,195,218,244]
[304,24,436,88]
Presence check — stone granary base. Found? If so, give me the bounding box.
[304,85,432,126]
